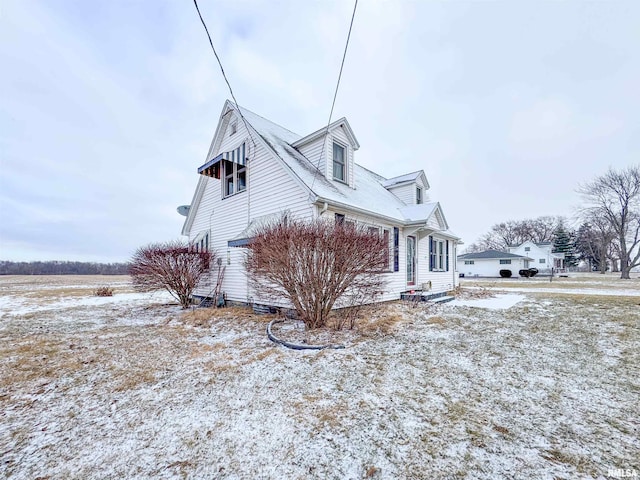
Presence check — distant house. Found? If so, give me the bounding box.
[457,250,533,278]
[508,241,565,272]
[180,100,462,307]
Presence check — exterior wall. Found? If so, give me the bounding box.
[189,116,312,303]
[298,136,327,183]
[509,242,557,271]
[387,184,414,205]
[458,258,530,277]
[329,126,355,188]
[415,233,458,293]
[387,177,428,206]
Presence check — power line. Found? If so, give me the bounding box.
[310,0,359,192]
[192,0,258,154]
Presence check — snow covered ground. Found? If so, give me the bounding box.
[0,275,638,479]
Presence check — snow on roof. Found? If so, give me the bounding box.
[237,105,424,224]
[398,203,438,222]
[458,250,532,260]
[381,171,422,188]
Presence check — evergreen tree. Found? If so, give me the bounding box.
[552,223,578,267]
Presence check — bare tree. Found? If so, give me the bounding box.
[579,165,640,279]
[469,216,565,252]
[575,216,616,273]
[129,240,215,308]
[245,216,388,329]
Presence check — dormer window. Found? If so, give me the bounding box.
[332,142,346,183]
[416,186,423,204]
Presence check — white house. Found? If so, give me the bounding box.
[457,250,533,278]
[508,241,565,272]
[181,100,461,307]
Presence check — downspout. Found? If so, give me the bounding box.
[319,202,328,217]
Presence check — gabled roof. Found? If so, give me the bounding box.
[382,171,430,190]
[458,250,533,260]
[184,101,458,238]
[291,117,360,150]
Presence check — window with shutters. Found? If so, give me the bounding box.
[429,237,449,272]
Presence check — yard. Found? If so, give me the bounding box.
[0,274,638,479]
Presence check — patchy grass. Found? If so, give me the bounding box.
[0,275,638,479]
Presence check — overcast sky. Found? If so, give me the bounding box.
[1,0,638,262]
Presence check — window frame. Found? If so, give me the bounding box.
[464,260,474,265]
[499,259,512,265]
[416,186,423,204]
[406,235,417,285]
[222,158,247,199]
[332,141,347,183]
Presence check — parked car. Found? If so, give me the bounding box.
[519,268,539,278]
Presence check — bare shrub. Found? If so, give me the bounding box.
[129,240,214,309]
[94,286,114,297]
[245,216,388,329]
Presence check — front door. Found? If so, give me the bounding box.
[407,236,416,286]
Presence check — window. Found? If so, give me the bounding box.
[416,186,423,204]
[222,159,247,198]
[524,246,530,252]
[429,237,448,271]
[383,229,391,270]
[539,258,546,264]
[465,260,474,265]
[335,213,345,224]
[224,160,234,197]
[407,236,416,285]
[230,121,237,135]
[500,259,512,264]
[332,142,346,182]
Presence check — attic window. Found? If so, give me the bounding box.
[332,142,346,182]
[230,121,237,136]
[416,186,423,204]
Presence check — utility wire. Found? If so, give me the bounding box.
[310,0,358,193]
[192,0,258,154]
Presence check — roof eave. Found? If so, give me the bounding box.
[291,117,360,150]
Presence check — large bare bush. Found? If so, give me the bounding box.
[129,241,215,309]
[245,217,388,329]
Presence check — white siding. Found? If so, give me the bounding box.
[458,258,530,278]
[190,117,312,303]
[298,136,327,182]
[415,234,458,293]
[330,126,355,188]
[387,184,414,205]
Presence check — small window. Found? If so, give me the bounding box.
[230,121,237,136]
[416,186,423,204]
[539,258,546,264]
[237,166,247,192]
[222,149,248,198]
[465,260,474,265]
[332,142,346,182]
[224,160,234,197]
[500,259,512,264]
[335,213,345,224]
[524,246,530,252]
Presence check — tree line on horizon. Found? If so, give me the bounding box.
[0,261,130,275]
[465,165,640,279]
